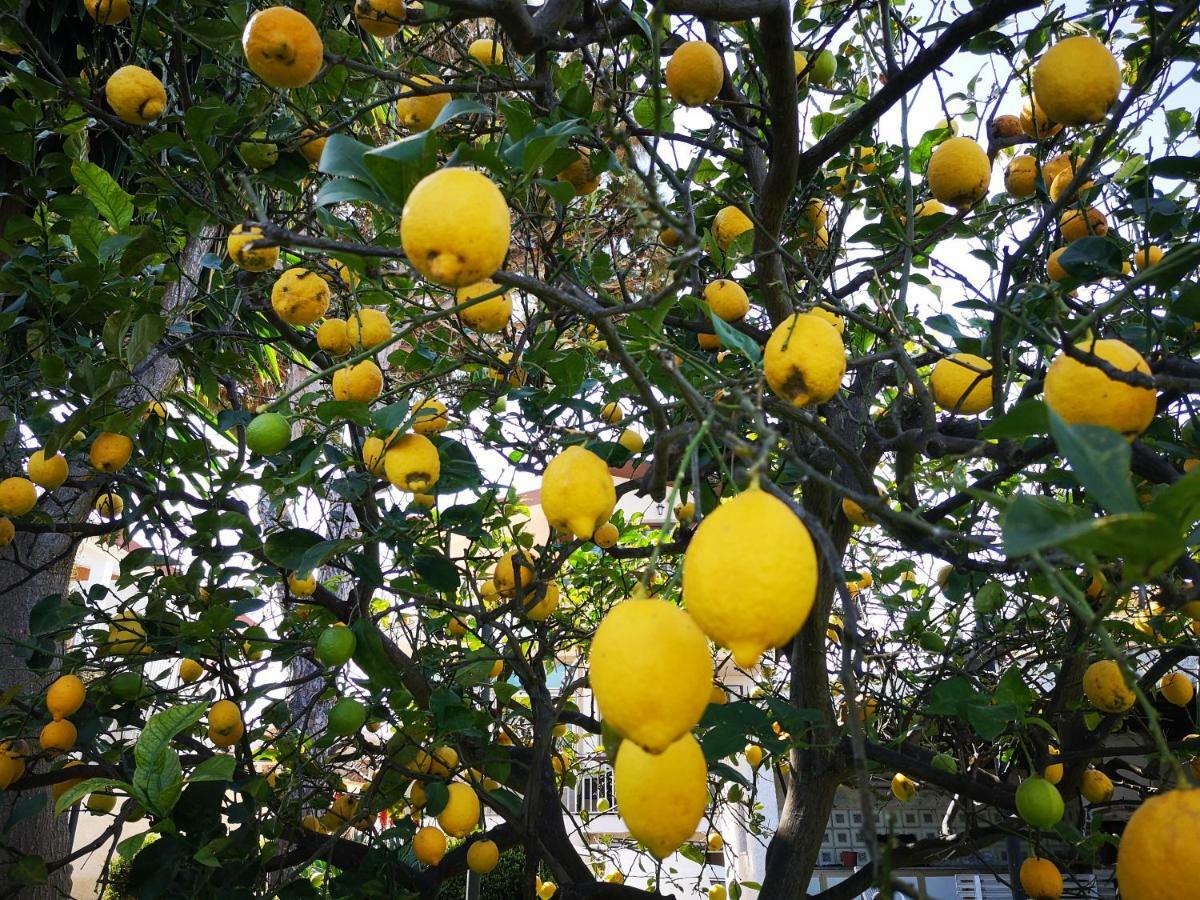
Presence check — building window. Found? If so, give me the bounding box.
[571,767,615,814]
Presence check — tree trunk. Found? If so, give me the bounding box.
[0,229,214,896]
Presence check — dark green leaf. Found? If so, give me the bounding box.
[262,528,324,571]
[1047,411,1139,514]
[71,160,134,231]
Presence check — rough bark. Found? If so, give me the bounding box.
[0,229,214,897]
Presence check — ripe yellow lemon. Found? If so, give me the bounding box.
[0,477,37,516]
[105,65,167,125]
[27,450,68,490]
[179,658,204,684]
[413,825,447,865]
[1042,153,1076,188]
[346,309,391,349]
[665,41,724,107]
[362,434,391,475]
[316,318,352,355]
[540,446,616,540]
[524,581,559,621]
[466,838,499,873]
[383,433,440,491]
[47,675,85,720]
[842,497,873,527]
[1044,339,1155,438]
[242,7,324,89]
[891,772,917,802]
[354,0,406,37]
[707,832,724,852]
[94,491,123,519]
[929,353,993,414]
[1079,768,1113,803]
[593,521,619,549]
[297,127,327,166]
[411,398,449,434]
[1116,788,1200,899]
[1134,245,1164,271]
[1019,857,1063,900]
[468,38,503,65]
[589,594,712,753]
[703,279,749,322]
[227,225,278,272]
[1060,207,1107,243]
[288,572,317,596]
[0,517,14,547]
[106,609,148,655]
[683,486,817,667]
[39,719,77,753]
[1160,671,1194,706]
[271,268,330,326]
[90,432,132,472]
[617,429,644,453]
[764,312,846,407]
[1033,36,1121,125]
[0,742,25,789]
[712,206,752,251]
[401,168,510,287]
[1082,659,1135,713]
[332,360,384,403]
[614,732,708,858]
[396,74,451,131]
[599,401,623,425]
[84,0,130,24]
[456,280,512,332]
[493,548,536,595]
[208,699,244,747]
[927,137,990,208]
[557,150,600,196]
[1043,746,1063,784]
[437,782,480,837]
[1005,155,1039,198]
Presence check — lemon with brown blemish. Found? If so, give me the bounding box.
[927,137,990,209]
[84,0,130,24]
[242,6,324,89]
[316,318,352,355]
[383,433,440,492]
[401,168,511,287]
[764,311,846,407]
[712,206,752,251]
[227,225,278,272]
[271,268,330,326]
[354,0,406,37]
[90,432,133,472]
[105,65,167,125]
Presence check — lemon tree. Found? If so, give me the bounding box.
[2,0,1200,898]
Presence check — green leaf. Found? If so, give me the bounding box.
[313,177,387,208]
[1001,495,1094,557]
[189,754,236,784]
[708,310,761,364]
[1148,466,1200,531]
[127,314,165,367]
[1059,236,1123,279]
[315,400,373,426]
[1145,155,1200,180]
[432,437,483,493]
[994,666,1035,712]
[414,551,459,592]
[8,855,48,886]
[71,160,134,231]
[132,702,206,817]
[979,399,1048,439]
[317,134,377,183]
[53,777,128,817]
[262,528,324,571]
[1127,242,1200,291]
[350,620,405,690]
[1047,411,1139,514]
[424,781,449,817]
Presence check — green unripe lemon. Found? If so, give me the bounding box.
[328,698,367,737]
[315,625,356,667]
[1016,776,1064,829]
[245,412,291,455]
